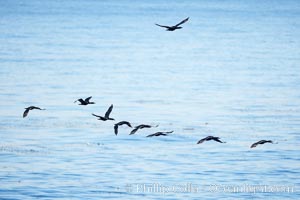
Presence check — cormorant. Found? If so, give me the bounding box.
[23,106,45,118]
[155,17,189,31]
[114,121,132,135]
[129,124,158,135]
[197,136,225,144]
[92,104,114,121]
[74,96,95,105]
[250,140,273,148]
[146,131,173,137]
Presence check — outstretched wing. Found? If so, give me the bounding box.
[129,127,139,135]
[165,131,174,134]
[213,138,224,143]
[23,108,30,118]
[124,121,132,127]
[92,113,101,118]
[155,24,171,29]
[85,96,92,102]
[114,125,118,135]
[119,121,132,128]
[250,142,259,148]
[104,104,113,118]
[75,99,85,104]
[197,138,206,144]
[140,124,152,129]
[174,17,189,27]
[32,106,43,110]
[146,133,156,137]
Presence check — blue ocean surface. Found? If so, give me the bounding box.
[0,0,299,199]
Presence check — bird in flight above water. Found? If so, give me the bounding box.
[114,121,132,135]
[23,106,45,118]
[250,140,274,148]
[197,136,225,144]
[129,124,158,135]
[146,131,173,137]
[155,17,189,31]
[92,104,114,121]
[74,96,95,105]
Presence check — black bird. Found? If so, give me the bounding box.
[114,121,132,135]
[74,96,95,105]
[155,17,189,31]
[92,104,114,121]
[129,124,158,135]
[197,136,225,144]
[147,131,173,137]
[23,106,45,118]
[250,140,274,148]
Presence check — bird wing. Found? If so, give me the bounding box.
[92,113,101,118]
[214,138,224,143]
[125,121,132,127]
[147,132,168,137]
[146,133,156,137]
[98,116,107,121]
[32,106,42,110]
[174,17,189,27]
[140,124,151,129]
[155,24,171,29]
[130,127,139,135]
[250,142,259,148]
[104,104,113,118]
[23,108,30,118]
[85,96,92,102]
[165,131,174,134]
[121,121,132,128]
[78,99,85,104]
[197,138,206,144]
[114,125,118,135]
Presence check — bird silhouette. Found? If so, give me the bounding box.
[92,104,114,121]
[250,140,274,148]
[129,124,158,135]
[23,106,45,118]
[197,136,225,144]
[155,17,189,31]
[74,96,95,105]
[146,131,173,137]
[114,121,132,135]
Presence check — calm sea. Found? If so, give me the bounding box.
[0,0,299,199]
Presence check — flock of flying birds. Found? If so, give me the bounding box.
[22,17,275,149]
[23,95,275,149]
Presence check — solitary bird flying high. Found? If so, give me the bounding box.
[155,17,189,31]
[114,121,132,135]
[250,140,274,148]
[146,131,173,137]
[23,106,45,118]
[129,124,158,135]
[92,104,114,121]
[74,96,95,105]
[197,136,225,144]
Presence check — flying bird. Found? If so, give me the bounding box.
[250,140,274,148]
[114,121,132,135]
[23,106,45,118]
[155,17,189,31]
[74,96,95,105]
[146,131,173,137]
[129,124,158,135]
[197,136,225,144]
[92,104,114,121]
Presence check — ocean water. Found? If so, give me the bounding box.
[0,0,299,199]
